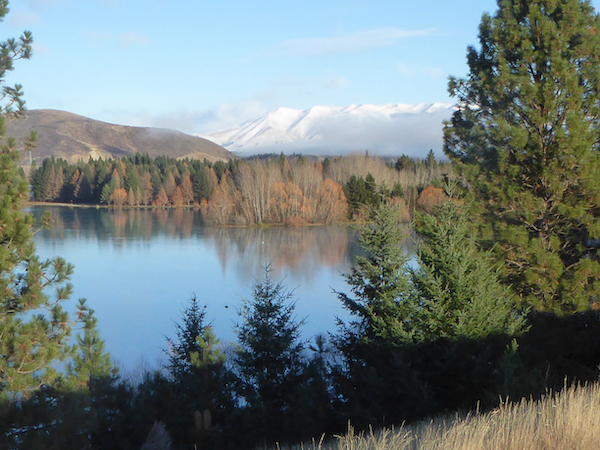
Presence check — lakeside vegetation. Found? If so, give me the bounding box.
[28,151,451,225]
[4,0,600,449]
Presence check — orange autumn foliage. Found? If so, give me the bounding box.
[109,188,128,207]
[416,185,447,213]
[269,181,312,225]
[313,178,347,224]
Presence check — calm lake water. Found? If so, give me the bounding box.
[27,206,361,373]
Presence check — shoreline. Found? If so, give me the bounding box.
[24,202,359,228]
[24,201,200,210]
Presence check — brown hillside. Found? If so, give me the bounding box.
[5,109,235,164]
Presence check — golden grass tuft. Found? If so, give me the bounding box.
[281,383,600,450]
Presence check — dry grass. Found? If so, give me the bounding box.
[282,383,600,450]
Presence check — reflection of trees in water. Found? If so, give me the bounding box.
[28,207,204,243]
[205,226,357,283]
[28,207,397,282]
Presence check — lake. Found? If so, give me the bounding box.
[27,206,361,373]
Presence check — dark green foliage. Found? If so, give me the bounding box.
[100,174,118,204]
[390,182,404,199]
[67,300,117,389]
[191,165,212,202]
[343,175,368,218]
[322,156,331,175]
[444,0,600,313]
[335,202,418,346]
[343,173,381,219]
[164,295,232,449]
[212,160,227,181]
[333,195,532,429]
[413,199,527,340]
[0,384,97,449]
[332,202,420,427]
[394,154,415,171]
[0,5,116,447]
[233,266,307,444]
[0,26,100,401]
[424,149,436,169]
[29,153,217,207]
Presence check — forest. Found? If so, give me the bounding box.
[5,0,600,449]
[28,150,450,225]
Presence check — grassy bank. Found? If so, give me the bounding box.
[285,383,600,450]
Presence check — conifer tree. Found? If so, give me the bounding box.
[192,165,212,202]
[166,295,225,381]
[332,202,423,428]
[335,201,420,347]
[413,198,527,340]
[0,1,106,401]
[68,300,116,388]
[445,0,600,313]
[164,295,231,448]
[234,266,306,443]
[424,149,436,169]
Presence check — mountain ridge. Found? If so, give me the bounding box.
[6,109,235,164]
[198,102,455,157]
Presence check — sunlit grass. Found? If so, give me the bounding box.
[282,383,600,450]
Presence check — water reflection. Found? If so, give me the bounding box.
[28,206,360,283]
[26,206,363,369]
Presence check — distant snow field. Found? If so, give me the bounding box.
[198,103,456,159]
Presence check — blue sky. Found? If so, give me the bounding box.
[4,0,599,136]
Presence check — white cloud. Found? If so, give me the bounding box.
[308,109,453,157]
[8,10,42,27]
[397,63,418,77]
[199,102,269,133]
[118,32,150,46]
[398,63,445,80]
[88,31,150,47]
[426,67,444,79]
[268,27,436,57]
[108,101,268,135]
[323,77,351,89]
[32,43,50,56]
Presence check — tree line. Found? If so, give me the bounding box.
[28,151,451,225]
[5,0,600,448]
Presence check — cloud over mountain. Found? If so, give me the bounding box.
[199,103,455,158]
[268,28,436,57]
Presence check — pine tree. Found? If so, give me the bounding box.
[394,154,415,172]
[233,266,306,443]
[444,0,600,313]
[192,165,212,202]
[0,1,105,401]
[413,198,527,340]
[335,201,420,347]
[68,300,116,389]
[343,175,369,219]
[164,295,231,448]
[332,202,425,428]
[166,295,225,382]
[424,149,436,169]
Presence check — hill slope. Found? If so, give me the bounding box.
[6,109,234,164]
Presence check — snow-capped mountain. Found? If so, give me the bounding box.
[198,103,455,157]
